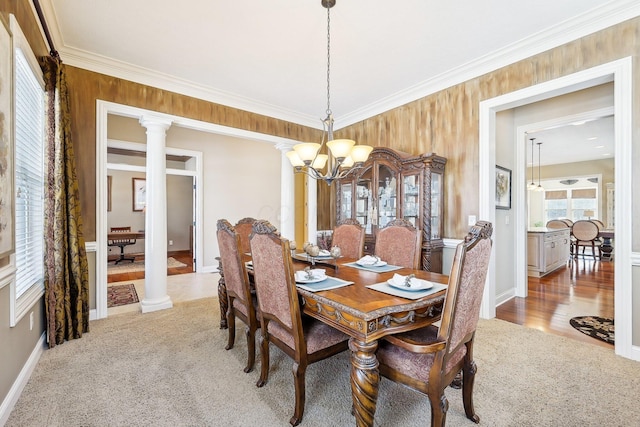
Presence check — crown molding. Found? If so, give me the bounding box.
[39,0,640,130]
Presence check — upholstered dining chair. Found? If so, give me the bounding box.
[591,219,605,230]
[374,218,421,269]
[108,226,137,264]
[572,220,602,260]
[375,221,493,427]
[249,220,349,426]
[216,219,260,373]
[331,218,365,259]
[546,219,570,229]
[235,217,257,255]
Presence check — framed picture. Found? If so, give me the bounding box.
[0,15,14,259]
[495,165,511,210]
[132,178,146,212]
[107,175,112,212]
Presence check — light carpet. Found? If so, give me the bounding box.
[6,298,640,427]
[107,257,187,273]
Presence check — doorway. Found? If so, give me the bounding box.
[478,57,634,360]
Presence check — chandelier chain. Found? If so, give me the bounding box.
[326,3,331,116]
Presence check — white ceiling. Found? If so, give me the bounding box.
[40,0,636,164]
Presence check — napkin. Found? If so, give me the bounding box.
[318,249,331,257]
[357,255,381,266]
[295,269,326,282]
[388,273,433,290]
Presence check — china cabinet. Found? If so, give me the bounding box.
[335,147,446,272]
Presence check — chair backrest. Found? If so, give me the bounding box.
[109,226,134,244]
[374,219,421,269]
[546,219,569,229]
[216,219,253,310]
[572,220,599,241]
[331,218,365,259]
[560,218,574,226]
[591,219,605,230]
[249,220,304,352]
[438,221,493,368]
[235,217,257,255]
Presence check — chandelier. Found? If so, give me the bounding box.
[535,140,544,192]
[286,0,373,185]
[527,137,537,191]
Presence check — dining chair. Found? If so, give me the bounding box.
[546,219,570,229]
[375,218,421,269]
[108,226,137,264]
[216,219,260,373]
[560,218,574,226]
[591,219,605,230]
[375,221,493,427]
[330,218,365,259]
[235,217,257,255]
[571,220,602,260]
[249,220,349,426]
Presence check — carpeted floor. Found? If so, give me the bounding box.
[107,257,187,273]
[6,298,640,427]
[570,315,615,345]
[107,283,139,307]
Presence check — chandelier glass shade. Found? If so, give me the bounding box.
[286,0,373,185]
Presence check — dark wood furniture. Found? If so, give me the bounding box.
[107,227,140,264]
[294,254,449,426]
[249,220,350,426]
[374,218,422,269]
[335,147,446,272]
[376,221,493,427]
[216,219,260,373]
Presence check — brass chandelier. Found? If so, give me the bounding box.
[286,0,373,185]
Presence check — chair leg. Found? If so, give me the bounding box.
[290,361,307,426]
[462,360,480,424]
[256,332,270,388]
[244,324,256,373]
[428,390,449,427]
[225,303,236,351]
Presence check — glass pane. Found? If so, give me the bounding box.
[431,173,442,239]
[403,174,419,225]
[377,165,396,228]
[357,168,373,234]
[340,183,352,220]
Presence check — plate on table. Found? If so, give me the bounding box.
[356,259,387,267]
[387,278,433,291]
[296,275,327,284]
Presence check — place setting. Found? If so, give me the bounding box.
[294,267,353,292]
[367,273,447,300]
[343,255,404,273]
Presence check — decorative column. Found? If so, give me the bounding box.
[139,116,173,313]
[276,143,296,241]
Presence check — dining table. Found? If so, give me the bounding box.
[218,252,449,427]
[598,229,614,260]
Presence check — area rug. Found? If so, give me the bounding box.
[107,284,139,308]
[570,316,614,345]
[107,257,187,274]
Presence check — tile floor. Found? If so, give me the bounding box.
[107,272,219,316]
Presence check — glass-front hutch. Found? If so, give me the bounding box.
[336,148,446,272]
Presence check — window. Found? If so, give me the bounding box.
[543,182,598,224]
[10,16,45,326]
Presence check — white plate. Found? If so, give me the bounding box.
[387,278,433,291]
[296,275,327,284]
[356,260,387,267]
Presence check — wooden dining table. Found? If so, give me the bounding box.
[217,254,449,427]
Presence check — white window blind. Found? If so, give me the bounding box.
[14,47,45,301]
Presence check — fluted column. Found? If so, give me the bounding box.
[139,116,173,313]
[276,143,296,241]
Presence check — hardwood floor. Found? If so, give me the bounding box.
[496,256,614,349]
[107,250,194,284]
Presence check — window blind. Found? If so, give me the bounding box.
[14,47,45,299]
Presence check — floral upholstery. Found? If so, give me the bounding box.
[331,219,365,259]
[376,221,494,426]
[375,219,421,269]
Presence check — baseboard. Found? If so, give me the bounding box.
[0,332,46,425]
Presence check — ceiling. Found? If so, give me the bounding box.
[40,0,636,164]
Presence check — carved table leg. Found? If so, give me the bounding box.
[216,256,228,329]
[349,338,379,427]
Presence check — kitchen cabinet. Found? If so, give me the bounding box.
[527,227,570,277]
[335,147,446,272]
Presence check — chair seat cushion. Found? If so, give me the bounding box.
[268,315,348,354]
[377,326,466,383]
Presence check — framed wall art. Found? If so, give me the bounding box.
[495,165,511,210]
[132,178,146,212]
[0,15,14,259]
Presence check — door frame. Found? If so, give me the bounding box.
[479,57,634,359]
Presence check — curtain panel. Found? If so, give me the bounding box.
[41,57,90,348]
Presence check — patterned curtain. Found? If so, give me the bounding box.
[41,57,90,348]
